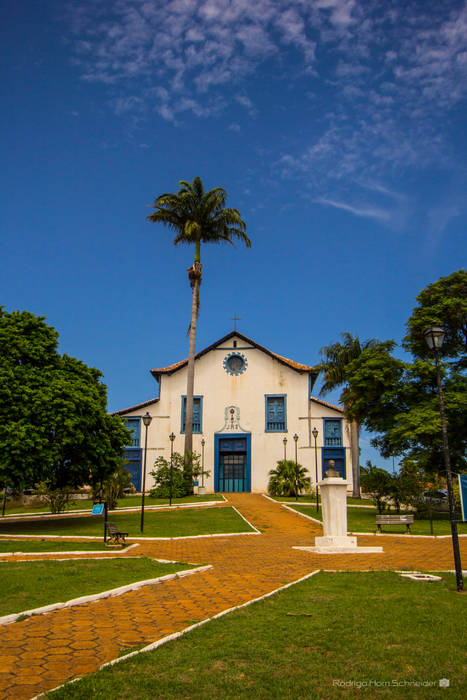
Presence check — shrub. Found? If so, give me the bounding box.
[268,460,310,498]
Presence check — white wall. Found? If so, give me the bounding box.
[121,336,353,493]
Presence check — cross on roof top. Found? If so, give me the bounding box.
[230,314,241,331]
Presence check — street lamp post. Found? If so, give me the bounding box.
[140,412,152,533]
[424,326,464,592]
[283,437,287,461]
[312,427,319,512]
[169,432,176,507]
[293,433,299,501]
[201,438,206,489]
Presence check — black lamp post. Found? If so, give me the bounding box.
[312,427,319,512]
[424,325,464,592]
[201,438,206,489]
[293,433,299,501]
[283,437,287,460]
[140,412,152,533]
[169,432,176,507]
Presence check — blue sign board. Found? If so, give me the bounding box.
[92,504,104,516]
[459,475,467,522]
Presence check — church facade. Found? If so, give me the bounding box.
[114,331,355,494]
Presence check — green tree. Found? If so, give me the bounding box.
[343,271,467,477]
[92,463,133,510]
[0,308,130,491]
[404,269,467,368]
[150,452,187,499]
[360,461,392,514]
[318,332,378,497]
[268,460,311,498]
[147,177,250,482]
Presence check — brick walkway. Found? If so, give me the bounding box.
[1,494,465,699]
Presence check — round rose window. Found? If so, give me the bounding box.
[223,352,247,375]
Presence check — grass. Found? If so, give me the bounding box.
[47,571,466,699]
[0,540,124,553]
[288,504,467,536]
[0,558,196,618]
[2,493,222,515]
[271,495,376,506]
[0,506,254,538]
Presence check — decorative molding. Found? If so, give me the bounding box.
[217,405,248,433]
[223,352,248,375]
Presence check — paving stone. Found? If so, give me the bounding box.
[0,493,465,700]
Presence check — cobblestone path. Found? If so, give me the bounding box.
[0,494,465,699]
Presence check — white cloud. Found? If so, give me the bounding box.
[314,197,391,222]
[64,0,467,218]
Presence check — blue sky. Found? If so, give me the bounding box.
[2,0,466,469]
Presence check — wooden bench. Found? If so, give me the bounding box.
[376,514,414,533]
[106,522,129,544]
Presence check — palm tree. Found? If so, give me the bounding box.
[147,177,250,478]
[268,460,311,498]
[318,332,376,498]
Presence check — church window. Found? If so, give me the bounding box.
[324,419,342,446]
[265,395,287,432]
[124,417,141,447]
[181,396,203,434]
[223,352,247,375]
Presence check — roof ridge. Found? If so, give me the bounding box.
[151,331,318,375]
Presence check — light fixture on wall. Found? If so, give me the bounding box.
[283,436,287,460]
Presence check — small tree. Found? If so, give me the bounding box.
[36,482,73,514]
[150,452,188,499]
[268,460,310,498]
[92,464,133,510]
[360,461,392,514]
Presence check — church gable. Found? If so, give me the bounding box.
[150,331,318,380]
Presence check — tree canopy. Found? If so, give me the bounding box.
[343,272,467,476]
[404,269,467,368]
[0,308,130,491]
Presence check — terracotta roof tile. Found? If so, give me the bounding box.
[151,331,318,376]
[310,396,344,413]
[112,397,159,416]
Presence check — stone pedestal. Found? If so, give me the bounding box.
[294,468,383,555]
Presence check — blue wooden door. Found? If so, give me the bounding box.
[216,436,250,492]
[124,449,142,491]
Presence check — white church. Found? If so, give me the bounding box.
[114,331,355,494]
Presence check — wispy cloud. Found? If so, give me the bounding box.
[64,1,467,227]
[314,197,391,222]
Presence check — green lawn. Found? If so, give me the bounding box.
[271,495,376,507]
[288,504,467,536]
[47,571,466,699]
[0,540,124,553]
[0,506,255,538]
[0,558,196,618]
[2,493,222,515]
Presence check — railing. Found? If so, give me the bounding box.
[324,437,342,446]
[267,421,286,431]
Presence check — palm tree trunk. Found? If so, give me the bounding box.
[184,260,202,491]
[350,420,361,497]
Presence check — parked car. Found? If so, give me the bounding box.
[422,489,449,511]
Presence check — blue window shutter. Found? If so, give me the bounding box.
[324,419,342,446]
[124,418,141,447]
[265,395,286,431]
[192,398,201,433]
[181,396,202,434]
